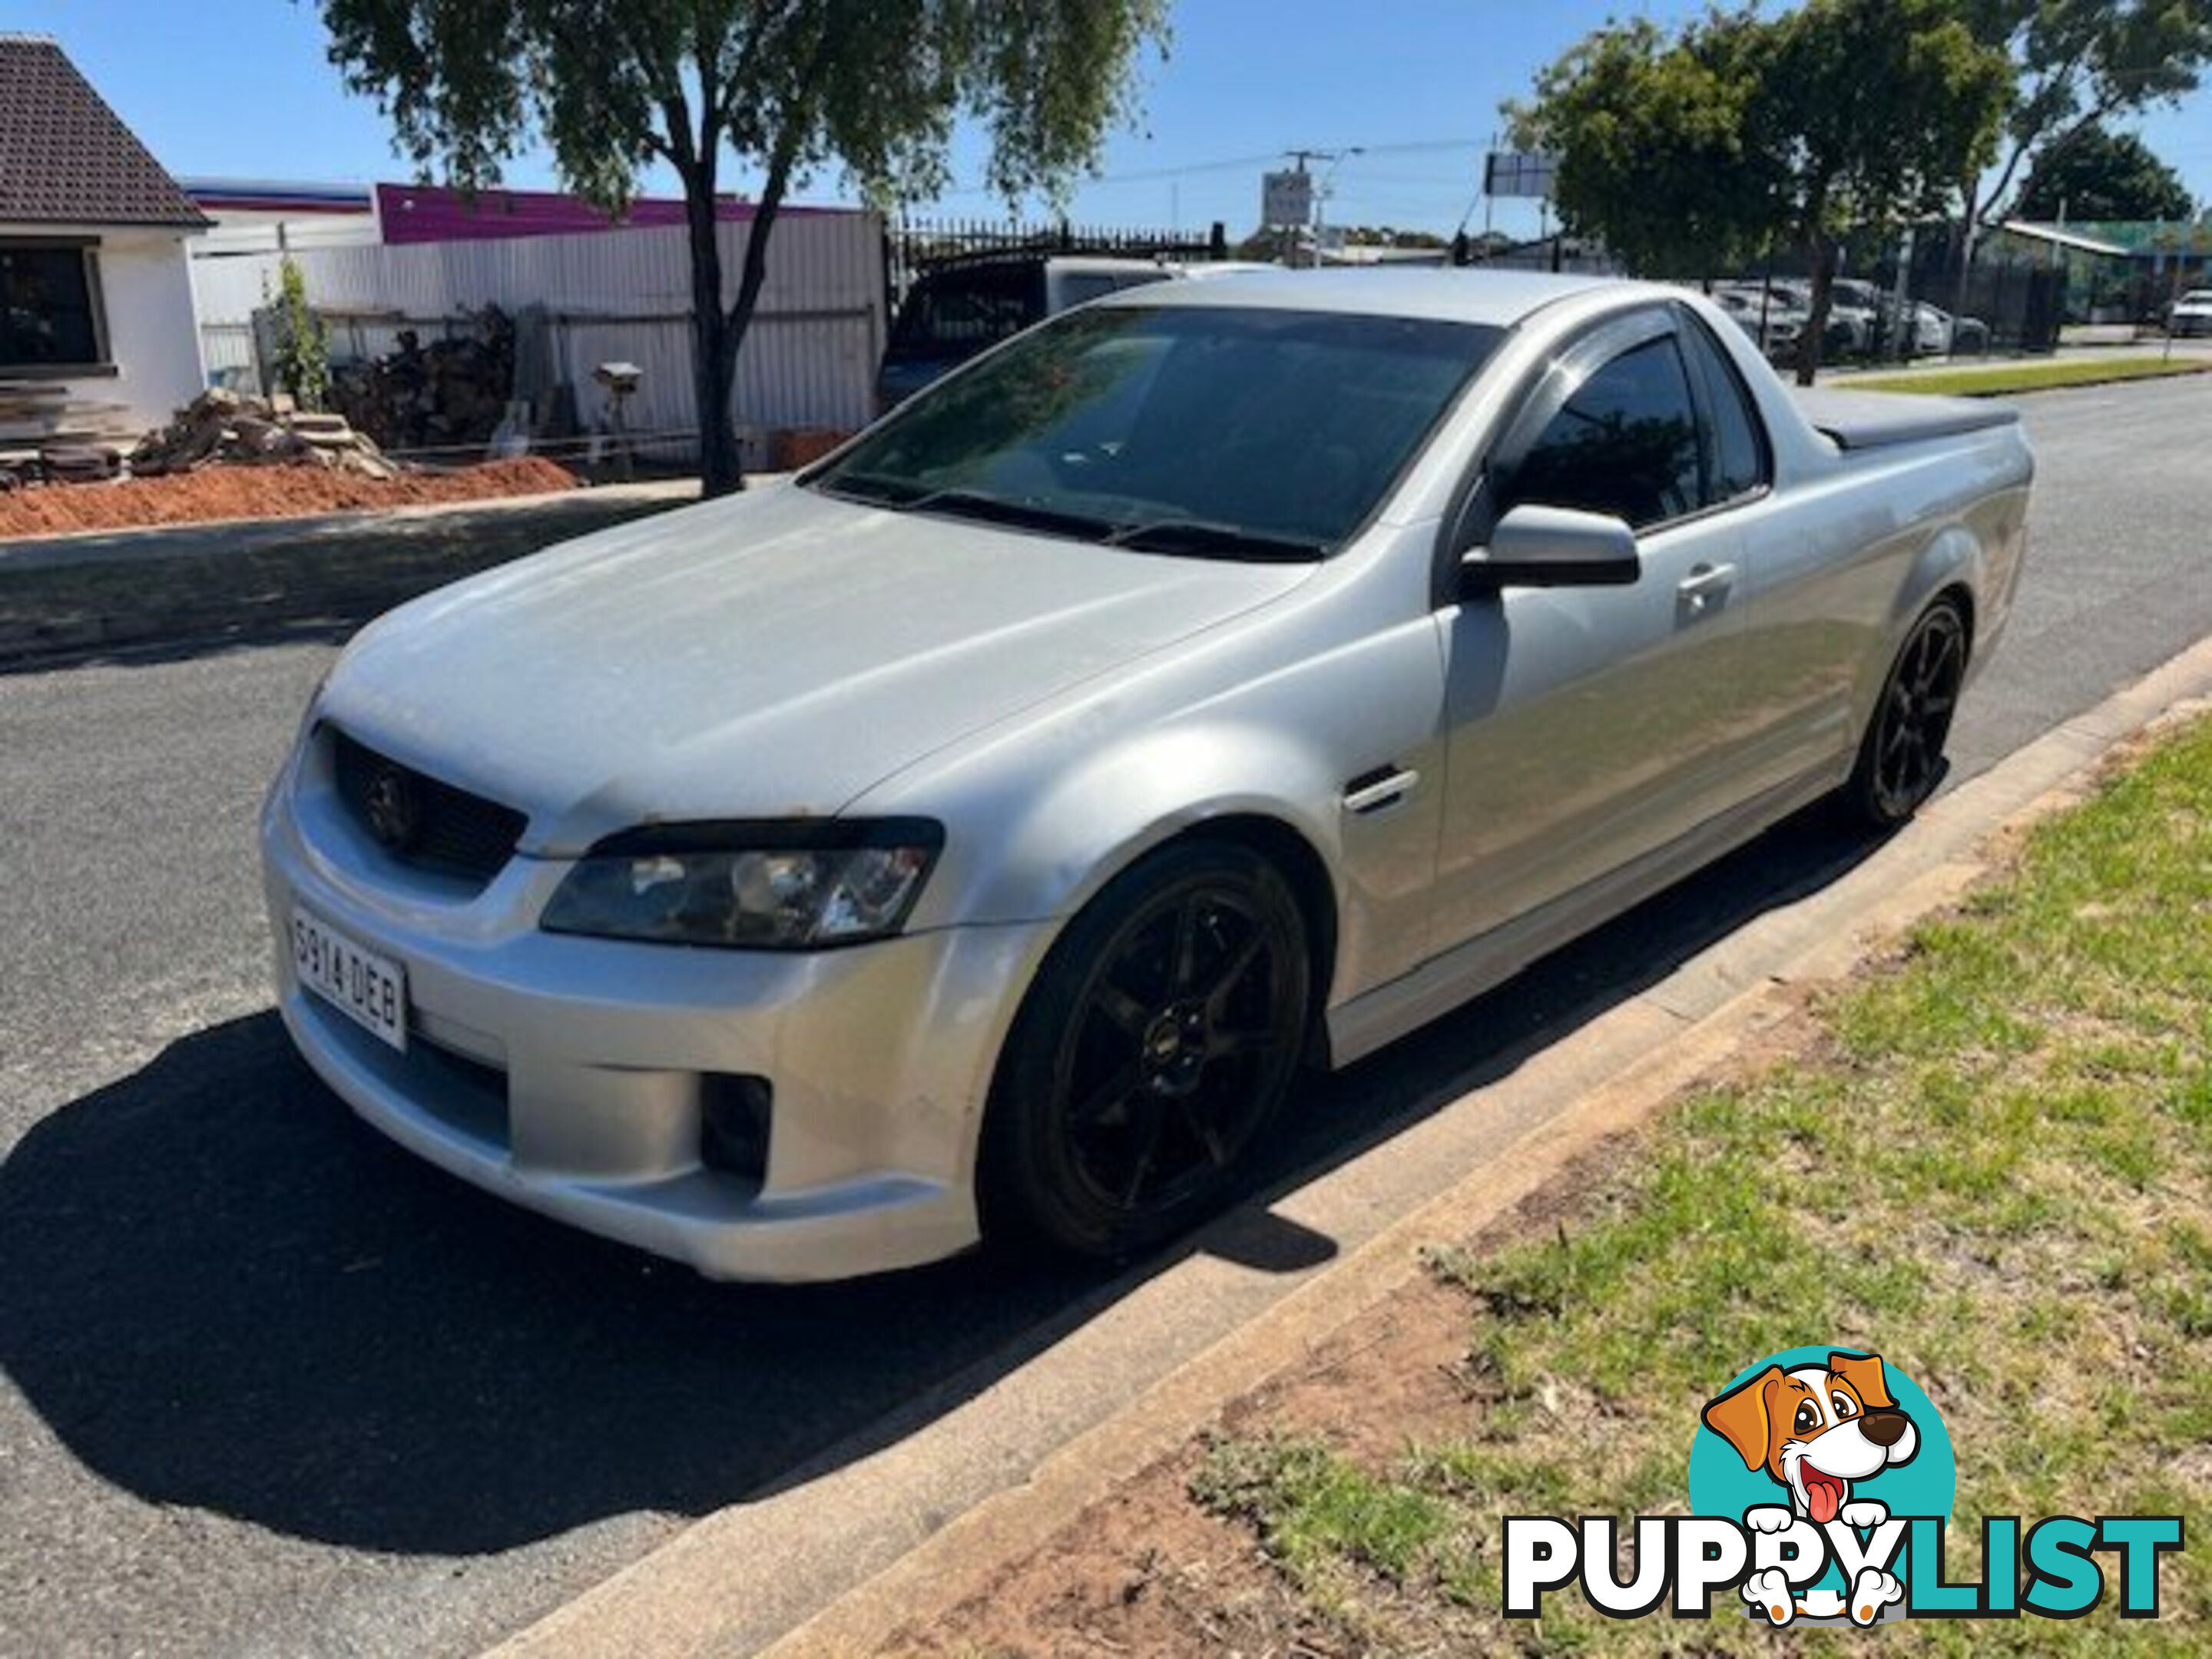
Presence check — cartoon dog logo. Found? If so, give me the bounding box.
[1702,1350,1919,1626]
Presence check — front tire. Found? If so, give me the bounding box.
[1841,598,1968,829]
[982,841,1312,1260]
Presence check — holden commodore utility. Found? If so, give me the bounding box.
[263,270,2032,1280]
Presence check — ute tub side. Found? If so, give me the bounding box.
[1789,386,2021,452]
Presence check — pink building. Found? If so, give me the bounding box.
[374,183,853,246]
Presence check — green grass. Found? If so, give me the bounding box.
[1190,715,2212,1655]
[1843,355,2212,396]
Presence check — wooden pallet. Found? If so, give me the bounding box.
[0,379,135,443]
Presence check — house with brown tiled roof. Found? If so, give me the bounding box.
[1,33,208,458]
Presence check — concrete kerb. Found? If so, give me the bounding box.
[485,629,2212,1659]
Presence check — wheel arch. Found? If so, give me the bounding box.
[1932,579,1976,655]
[1849,528,1986,730]
[971,810,1340,1247]
[985,805,1343,1073]
[1169,813,1340,1065]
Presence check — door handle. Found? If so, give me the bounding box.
[1676,561,1737,616]
[1342,767,1420,816]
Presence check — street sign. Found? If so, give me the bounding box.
[1484,151,1558,200]
[1262,169,1313,228]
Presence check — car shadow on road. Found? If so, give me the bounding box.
[0,800,1888,1558]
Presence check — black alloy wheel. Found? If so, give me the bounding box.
[984,841,1312,1259]
[1846,598,1968,828]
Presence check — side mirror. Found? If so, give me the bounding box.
[1460,504,1641,595]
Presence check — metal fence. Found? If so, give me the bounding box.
[191,211,886,465]
[885,214,1230,304]
[1695,237,2068,370]
[202,310,478,393]
[1450,230,1624,276]
[199,321,259,390]
[2065,261,2210,329]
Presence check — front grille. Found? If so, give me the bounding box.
[328,727,527,886]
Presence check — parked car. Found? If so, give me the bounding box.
[1800,278,1878,357]
[1714,279,1869,364]
[876,253,1257,409]
[1828,280,1994,359]
[1710,284,1806,362]
[1756,277,1869,359]
[1899,300,1990,357]
[263,271,2032,1281]
[2168,289,2212,339]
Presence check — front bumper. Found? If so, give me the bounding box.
[260,744,1054,1282]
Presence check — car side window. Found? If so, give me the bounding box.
[1680,313,1771,502]
[890,266,1041,351]
[1498,336,1704,531]
[1055,273,1121,309]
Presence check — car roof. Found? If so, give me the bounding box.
[1095,267,1623,327]
[1041,255,1179,276]
[909,253,1168,281]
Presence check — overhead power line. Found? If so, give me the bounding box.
[929,137,1487,200]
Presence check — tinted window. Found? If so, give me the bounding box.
[886,265,1043,360]
[818,306,1503,551]
[1055,270,1170,309]
[1055,273,1124,309]
[0,244,101,367]
[1503,336,1702,529]
[1681,316,1770,502]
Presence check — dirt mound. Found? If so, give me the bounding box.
[0,458,578,541]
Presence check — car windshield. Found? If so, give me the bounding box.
[815,303,1502,556]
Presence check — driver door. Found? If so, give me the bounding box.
[1430,308,1753,952]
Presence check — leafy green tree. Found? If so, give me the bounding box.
[1757,0,2011,382]
[319,2,1168,495]
[1951,0,2212,234]
[1507,11,1778,282]
[1511,2,2008,382]
[2017,123,2195,223]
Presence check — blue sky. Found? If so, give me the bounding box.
[11,0,2211,240]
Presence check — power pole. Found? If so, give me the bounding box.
[1283,147,1359,268]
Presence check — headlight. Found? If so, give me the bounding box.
[540,820,943,949]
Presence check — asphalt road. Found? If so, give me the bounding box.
[2,376,2208,1657]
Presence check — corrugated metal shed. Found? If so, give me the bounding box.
[190,211,886,452]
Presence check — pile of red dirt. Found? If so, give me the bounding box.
[0,457,578,540]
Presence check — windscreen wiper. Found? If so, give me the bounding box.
[1103,517,1330,561]
[900,487,1118,540]
[815,474,1111,538]
[817,477,1323,558]
[812,470,931,506]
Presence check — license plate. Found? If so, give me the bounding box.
[291,906,407,1053]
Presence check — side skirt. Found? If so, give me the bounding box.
[1323,762,1848,1068]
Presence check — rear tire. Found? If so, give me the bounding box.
[1840,598,1968,830]
[981,841,1311,1260]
